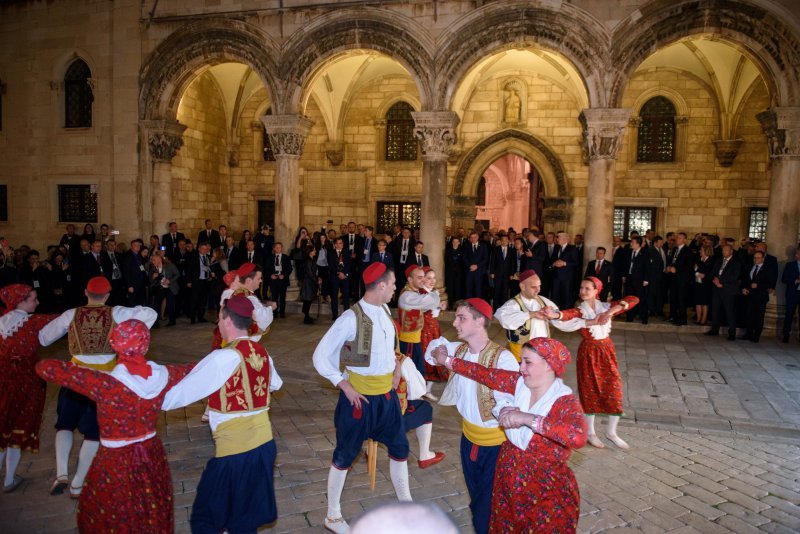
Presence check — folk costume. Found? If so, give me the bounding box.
[312,263,412,533]
[36,320,191,534]
[445,338,587,533]
[38,276,157,497]
[162,295,282,533]
[419,274,448,385]
[398,265,441,378]
[209,263,273,351]
[0,284,57,492]
[423,299,518,534]
[494,269,559,361]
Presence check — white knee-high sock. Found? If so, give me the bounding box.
[55,430,73,479]
[585,414,597,435]
[326,466,349,519]
[71,440,99,488]
[607,415,619,435]
[389,459,412,502]
[415,423,434,461]
[426,382,434,394]
[4,447,21,485]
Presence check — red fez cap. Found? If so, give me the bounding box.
[237,262,256,278]
[87,276,111,295]
[225,294,254,317]
[404,264,421,278]
[519,269,537,283]
[362,262,387,285]
[223,271,237,287]
[466,298,493,321]
[525,337,572,377]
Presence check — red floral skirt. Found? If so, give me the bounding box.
[576,337,623,415]
[78,437,173,534]
[421,314,449,382]
[0,360,47,451]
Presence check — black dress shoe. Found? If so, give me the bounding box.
[704,331,718,336]
[783,336,790,343]
[739,335,751,340]
[303,316,315,325]
[727,335,736,341]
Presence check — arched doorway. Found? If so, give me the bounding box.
[475,154,544,231]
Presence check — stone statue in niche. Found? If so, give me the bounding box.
[504,87,522,124]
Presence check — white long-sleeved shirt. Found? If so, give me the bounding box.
[38,305,158,366]
[161,338,282,431]
[398,288,440,313]
[494,294,558,339]
[424,337,518,427]
[312,300,396,388]
[219,289,273,339]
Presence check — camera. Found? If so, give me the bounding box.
[110,230,120,235]
[160,246,167,251]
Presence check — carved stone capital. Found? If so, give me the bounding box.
[261,115,314,157]
[412,111,460,161]
[757,107,800,159]
[713,139,744,167]
[579,108,632,161]
[140,119,187,163]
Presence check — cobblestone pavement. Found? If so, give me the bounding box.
[2,311,799,533]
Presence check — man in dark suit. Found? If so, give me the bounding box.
[223,236,244,272]
[161,222,185,260]
[411,241,429,268]
[647,236,667,316]
[624,237,652,324]
[781,248,800,343]
[81,240,104,283]
[100,239,125,305]
[343,221,364,298]
[329,237,352,320]
[573,233,585,302]
[254,225,274,262]
[122,239,147,306]
[489,234,513,310]
[445,237,464,305]
[462,231,487,299]
[186,242,212,323]
[666,232,693,325]
[358,226,379,298]
[550,232,579,309]
[542,232,558,298]
[393,227,416,295]
[243,239,261,269]
[171,239,192,317]
[584,246,613,302]
[706,244,741,340]
[267,242,293,318]
[741,250,777,342]
[610,236,628,301]
[372,239,394,269]
[524,231,546,278]
[197,219,222,250]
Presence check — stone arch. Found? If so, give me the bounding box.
[139,19,280,121]
[452,129,571,226]
[609,0,799,107]
[53,49,97,81]
[279,8,435,113]
[435,1,610,110]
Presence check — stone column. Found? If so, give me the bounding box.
[412,111,460,293]
[261,115,314,247]
[757,108,800,331]
[579,108,632,271]
[140,119,186,237]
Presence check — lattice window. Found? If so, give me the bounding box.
[58,184,97,222]
[0,184,7,222]
[262,107,275,161]
[477,177,487,205]
[747,208,768,241]
[614,207,655,240]
[637,96,675,163]
[385,102,417,161]
[377,202,421,235]
[64,59,93,128]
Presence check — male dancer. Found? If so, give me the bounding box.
[398,265,444,387]
[494,270,558,361]
[38,276,156,497]
[424,299,518,534]
[313,263,412,533]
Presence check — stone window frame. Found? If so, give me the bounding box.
[374,96,422,171]
[627,88,688,171]
[52,51,97,133]
[612,197,668,239]
[384,101,418,162]
[63,58,94,129]
[741,198,769,241]
[54,179,99,224]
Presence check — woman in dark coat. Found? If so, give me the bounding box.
[444,237,464,309]
[300,244,319,325]
[693,245,714,325]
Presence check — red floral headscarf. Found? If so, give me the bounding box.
[0,284,33,315]
[524,337,572,377]
[109,319,152,378]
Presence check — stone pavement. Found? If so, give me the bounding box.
[2,311,800,533]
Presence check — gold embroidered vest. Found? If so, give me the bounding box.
[506,294,549,343]
[208,339,271,413]
[339,302,395,368]
[68,305,115,356]
[453,341,504,421]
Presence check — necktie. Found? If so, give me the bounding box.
[249,252,253,262]
[753,265,760,278]
[502,247,506,259]
[172,233,176,242]
[473,244,477,253]
[417,254,421,265]
[630,251,637,274]
[596,260,602,274]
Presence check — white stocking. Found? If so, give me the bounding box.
[55,430,73,479]
[606,415,629,449]
[415,423,435,461]
[389,459,412,502]
[4,447,21,486]
[426,382,434,394]
[326,466,348,519]
[72,440,99,489]
[585,415,605,448]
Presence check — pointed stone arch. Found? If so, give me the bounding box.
[609,0,800,108]
[279,8,435,113]
[434,1,609,110]
[139,19,279,121]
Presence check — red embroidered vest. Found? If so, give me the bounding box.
[398,286,424,343]
[207,339,271,414]
[68,305,115,356]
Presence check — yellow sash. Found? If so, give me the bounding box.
[212,411,273,458]
[398,330,422,344]
[462,419,506,447]
[70,357,116,372]
[349,371,393,395]
[507,342,523,362]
